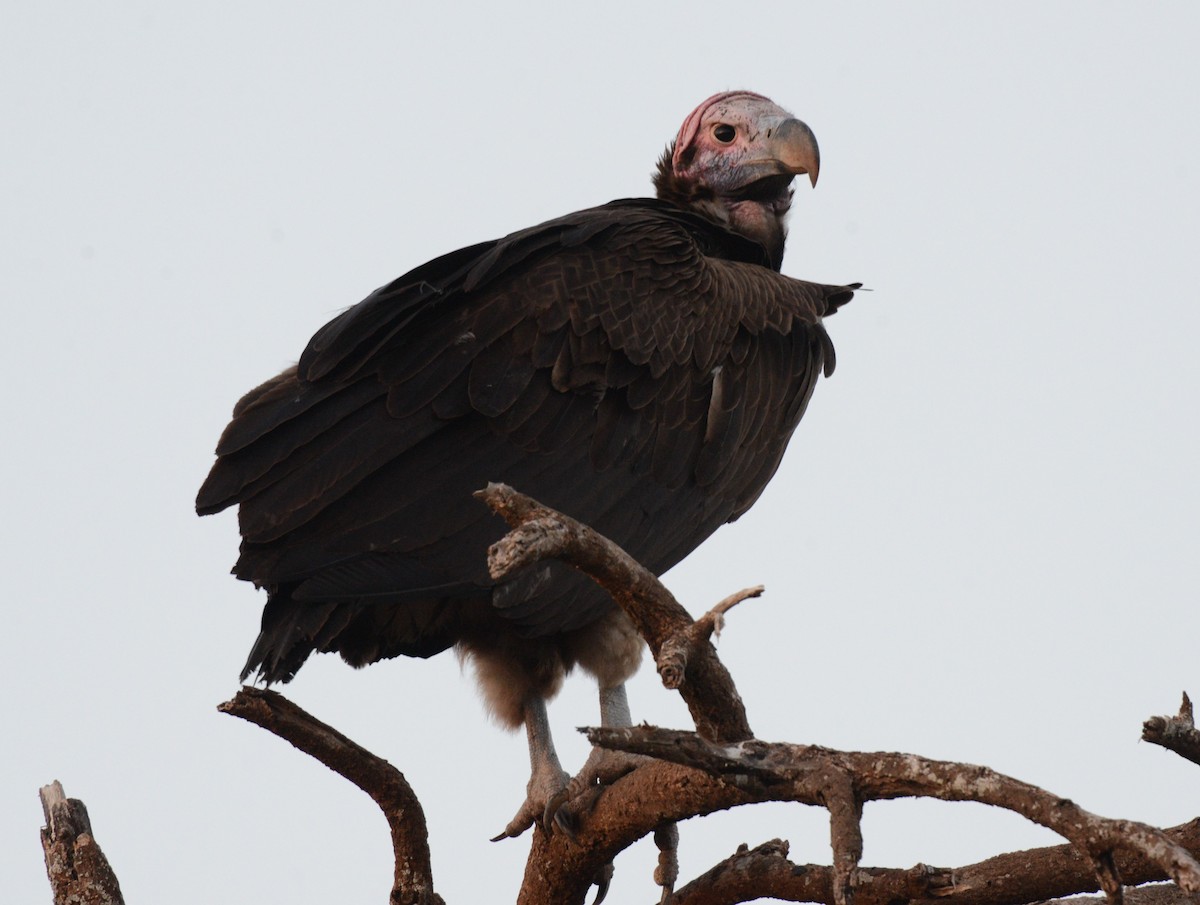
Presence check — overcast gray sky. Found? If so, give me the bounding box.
[4,3,1198,902]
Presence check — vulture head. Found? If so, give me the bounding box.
[654,90,820,269]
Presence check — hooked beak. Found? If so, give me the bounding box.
[742,117,821,188]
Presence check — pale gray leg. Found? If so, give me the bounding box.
[598,682,631,728]
[525,694,567,788]
[491,695,569,841]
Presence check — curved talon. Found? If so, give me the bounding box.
[552,802,580,839]
[490,813,533,842]
[542,786,572,835]
[592,861,614,905]
[545,767,599,838]
[552,783,606,839]
[491,794,544,841]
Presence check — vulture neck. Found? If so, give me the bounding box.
[653,147,790,271]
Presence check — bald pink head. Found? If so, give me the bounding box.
[654,91,821,268]
[669,91,820,190]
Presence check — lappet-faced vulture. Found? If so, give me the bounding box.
[198,91,855,835]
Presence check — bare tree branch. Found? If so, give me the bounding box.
[585,726,1200,904]
[671,824,1200,905]
[39,781,125,905]
[671,840,956,905]
[218,687,444,905]
[917,820,1200,905]
[1143,693,1200,768]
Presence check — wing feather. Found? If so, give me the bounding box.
[468,332,536,417]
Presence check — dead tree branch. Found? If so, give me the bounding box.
[586,726,1200,905]
[670,839,956,905]
[39,781,125,905]
[218,687,443,905]
[670,822,1200,905]
[917,819,1200,905]
[1143,693,1200,768]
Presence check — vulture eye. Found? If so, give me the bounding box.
[712,124,736,144]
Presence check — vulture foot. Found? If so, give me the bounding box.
[546,746,650,838]
[490,758,570,841]
[492,781,614,904]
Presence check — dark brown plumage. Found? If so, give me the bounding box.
[198,92,854,819]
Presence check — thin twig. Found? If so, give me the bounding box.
[697,585,764,641]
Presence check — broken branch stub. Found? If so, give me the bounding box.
[1143,692,1200,768]
[657,586,764,691]
[39,781,125,905]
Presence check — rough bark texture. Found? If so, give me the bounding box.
[39,781,125,905]
[1144,693,1200,768]
[668,823,1200,905]
[1057,886,1200,905]
[218,687,443,905]
[671,840,957,905]
[914,821,1200,905]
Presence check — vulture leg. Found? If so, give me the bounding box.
[490,694,569,841]
[599,682,632,726]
